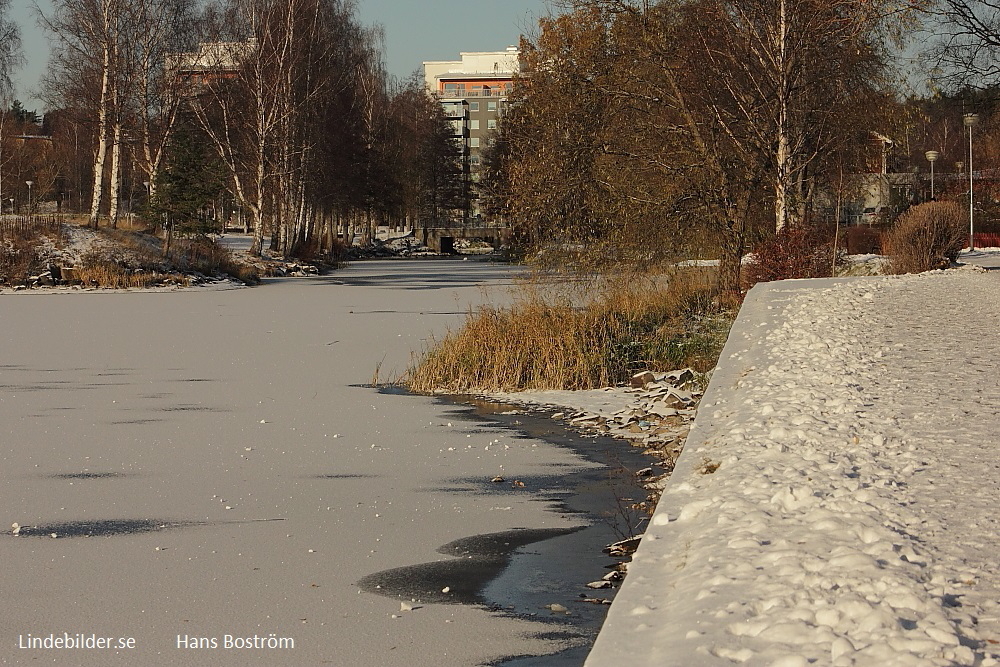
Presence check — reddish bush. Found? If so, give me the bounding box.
[844,226,881,255]
[742,225,841,291]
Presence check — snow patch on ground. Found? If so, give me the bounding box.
[959,246,1000,270]
[575,272,1000,666]
[491,371,704,490]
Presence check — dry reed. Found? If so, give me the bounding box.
[407,267,733,393]
[74,261,189,289]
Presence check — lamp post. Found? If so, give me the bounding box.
[25,180,33,214]
[964,113,979,250]
[925,150,939,200]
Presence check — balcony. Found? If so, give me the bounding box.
[439,89,509,98]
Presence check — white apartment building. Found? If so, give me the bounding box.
[423,48,520,219]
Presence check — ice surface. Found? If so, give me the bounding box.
[0,260,593,667]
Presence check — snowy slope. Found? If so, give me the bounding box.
[586,268,1000,667]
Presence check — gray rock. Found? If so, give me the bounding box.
[630,371,655,388]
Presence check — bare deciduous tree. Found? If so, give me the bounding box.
[925,0,1000,88]
[489,1,908,293]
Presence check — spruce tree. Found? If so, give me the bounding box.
[152,117,226,237]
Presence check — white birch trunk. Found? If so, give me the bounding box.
[774,0,791,234]
[90,40,112,228]
[108,115,123,228]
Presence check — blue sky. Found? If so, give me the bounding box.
[9,0,548,113]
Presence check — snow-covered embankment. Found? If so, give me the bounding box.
[587,269,1000,666]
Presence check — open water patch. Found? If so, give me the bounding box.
[47,472,132,480]
[310,473,378,480]
[10,518,188,538]
[364,389,657,666]
[358,527,582,605]
[6,517,286,539]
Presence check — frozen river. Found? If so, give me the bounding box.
[0,260,618,666]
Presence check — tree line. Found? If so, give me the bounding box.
[479,0,1000,290]
[0,0,467,258]
[482,0,918,293]
[4,0,1000,271]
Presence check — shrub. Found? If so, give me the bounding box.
[0,217,64,285]
[406,268,734,393]
[844,226,881,255]
[742,224,841,291]
[882,201,966,274]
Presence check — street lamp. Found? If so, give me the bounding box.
[925,150,939,200]
[964,113,979,250]
[25,180,33,214]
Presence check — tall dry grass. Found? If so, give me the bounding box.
[74,261,189,289]
[407,267,733,393]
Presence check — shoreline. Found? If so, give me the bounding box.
[361,392,665,665]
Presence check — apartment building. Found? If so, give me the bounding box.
[423,48,519,219]
[166,41,255,88]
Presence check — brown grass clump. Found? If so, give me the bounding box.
[74,261,189,289]
[882,201,966,274]
[406,268,734,393]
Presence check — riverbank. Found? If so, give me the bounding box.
[585,267,1000,666]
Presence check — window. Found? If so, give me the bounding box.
[470,120,480,130]
[470,155,481,166]
[469,138,480,148]
[487,119,497,130]
[487,101,497,112]
[469,101,479,111]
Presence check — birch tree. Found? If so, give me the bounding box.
[0,0,20,207]
[0,0,20,98]
[126,0,196,209]
[188,0,380,256]
[42,0,123,228]
[490,1,910,293]
[690,0,911,232]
